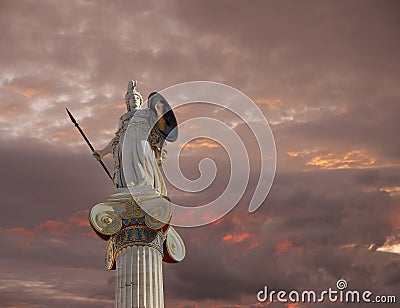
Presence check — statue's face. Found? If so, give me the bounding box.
[128,94,142,110]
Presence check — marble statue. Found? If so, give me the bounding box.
[93,80,167,195]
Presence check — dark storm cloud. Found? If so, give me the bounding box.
[1,0,399,307]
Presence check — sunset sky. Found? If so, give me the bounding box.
[1,1,400,307]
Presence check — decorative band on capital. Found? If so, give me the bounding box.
[106,226,165,270]
[115,225,165,254]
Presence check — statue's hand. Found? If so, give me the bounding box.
[93,150,102,161]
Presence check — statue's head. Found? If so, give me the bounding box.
[125,80,143,111]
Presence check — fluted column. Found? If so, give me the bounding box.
[115,244,163,308]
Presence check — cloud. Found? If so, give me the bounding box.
[275,240,294,255]
[222,232,252,244]
[306,150,378,170]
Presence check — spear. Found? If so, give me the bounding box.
[66,108,113,182]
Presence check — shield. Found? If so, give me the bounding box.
[148,92,178,142]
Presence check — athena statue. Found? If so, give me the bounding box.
[93,81,177,196]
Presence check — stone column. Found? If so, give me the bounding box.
[89,189,185,308]
[115,245,164,308]
[111,225,165,308]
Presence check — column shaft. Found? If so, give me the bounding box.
[115,245,163,308]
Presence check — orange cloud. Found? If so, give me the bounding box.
[379,186,400,197]
[37,220,69,236]
[286,148,319,158]
[245,240,261,250]
[182,139,219,150]
[223,232,252,243]
[377,243,400,254]
[306,150,377,170]
[1,227,33,236]
[0,211,90,251]
[287,151,299,157]
[67,210,90,227]
[13,87,39,98]
[275,239,293,254]
[287,303,303,308]
[3,84,46,98]
[0,105,25,118]
[221,231,261,250]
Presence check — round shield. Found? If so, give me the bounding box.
[148,92,178,142]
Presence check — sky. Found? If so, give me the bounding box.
[0,0,400,307]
